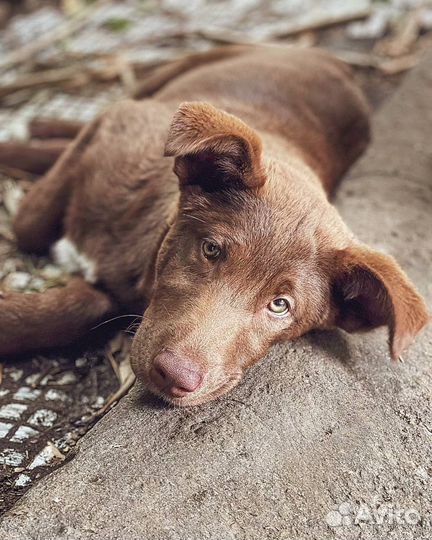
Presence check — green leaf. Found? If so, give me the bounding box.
[103,18,132,32]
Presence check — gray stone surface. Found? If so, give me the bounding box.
[1,50,432,540]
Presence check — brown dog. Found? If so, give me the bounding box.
[0,46,428,406]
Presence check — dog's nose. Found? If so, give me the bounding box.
[150,351,203,397]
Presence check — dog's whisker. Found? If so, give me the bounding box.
[90,314,143,332]
[123,330,137,336]
[125,320,142,334]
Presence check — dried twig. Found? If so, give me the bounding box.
[0,62,126,100]
[96,370,135,416]
[105,333,133,382]
[334,49,419,74]
[379,54,419,75]
[115,55,137,96]
[0,67,87,98]
[198,4,370,43]
[106,349,121,382]
[333,50,381,69]
[134,44,257,98]
[196,29,256,45]
[375,9,421,58]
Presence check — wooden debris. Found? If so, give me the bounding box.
[134,45,257,98]
[379,54,419,75]
[99,333,135,415]
[95,369,135,416]
[0,62,126,100]
[106,348,121,382]
[114,55,137,96]
[334,50,381,69]
[0,0,108,73]
[335,50,419,75]
[0,67,86,99]
[197,29,256,45]
[375,9,421,58]
[105,333,133,384]
[199,3,371,42]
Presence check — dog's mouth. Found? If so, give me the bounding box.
[143,368,243,407]
[130,333,244,406]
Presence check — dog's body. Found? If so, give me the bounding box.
[0,47,428,406]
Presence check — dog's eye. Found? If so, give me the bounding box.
[268,297,290,316]
[202,239,221,259]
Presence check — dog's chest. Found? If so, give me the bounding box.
[51,238,98,283]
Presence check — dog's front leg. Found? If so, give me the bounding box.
[0,278,116,357]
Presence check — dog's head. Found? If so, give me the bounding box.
[131,102,428,406]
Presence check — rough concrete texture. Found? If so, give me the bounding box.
[1,51,431,540]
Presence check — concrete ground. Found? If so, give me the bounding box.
[0,48,431,540]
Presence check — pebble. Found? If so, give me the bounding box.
[25,373,43,386]
[8,368,23,382]
[0,403,28,421]
[75,357,88,368]
[28,442,64,469]
[0,421,13,438]
[51,371,78,385]
[92,396,105,408]
[13,387,42,401]
[45,389,68,402]
[29,277,46,291]
[3,271,31,291]
[27,409,58,428]
[0,448,24,467]
[14,473,32,488]
[11,425,39,443]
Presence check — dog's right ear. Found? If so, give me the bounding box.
[330,244,429,359]
[164,102,265,191]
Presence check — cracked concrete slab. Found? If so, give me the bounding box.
[0,49,431,540]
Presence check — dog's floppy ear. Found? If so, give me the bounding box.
[330,244,429,359]
[164,101,265,191]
